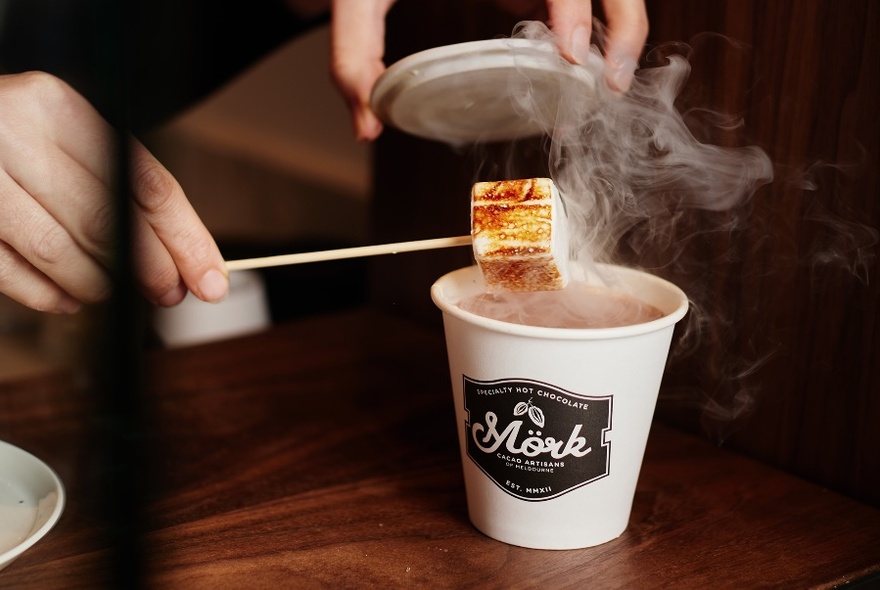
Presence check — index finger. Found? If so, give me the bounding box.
[129,141,228,303]
[600,0,649,91]
[546,0,594,64]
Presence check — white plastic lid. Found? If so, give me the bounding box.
[371,38,600,144]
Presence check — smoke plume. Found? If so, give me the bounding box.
[506,21,773,277]
[455,21,875,443]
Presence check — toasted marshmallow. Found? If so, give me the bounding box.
[471,178,570,292]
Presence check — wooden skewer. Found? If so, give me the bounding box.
[225,235,472,272]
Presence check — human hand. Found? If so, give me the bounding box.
[541,0,648,92]
[329,0,395,142]
[0,72,228,313]
[329,0,648,142]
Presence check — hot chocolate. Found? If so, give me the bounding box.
[457,282,664,329]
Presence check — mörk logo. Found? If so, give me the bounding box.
[464,376,612,501]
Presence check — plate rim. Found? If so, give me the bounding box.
[0,440,66,571]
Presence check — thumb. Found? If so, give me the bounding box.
[330,0,395,141]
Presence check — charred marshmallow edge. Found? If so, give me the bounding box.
[471,178,570,292]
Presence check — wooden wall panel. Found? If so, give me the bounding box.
[371,0,880,506]
[643,0,880,507]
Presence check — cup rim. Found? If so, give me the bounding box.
[431,264,689,341]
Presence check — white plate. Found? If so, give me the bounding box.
[371,38,600,144]
[0,440,65,571]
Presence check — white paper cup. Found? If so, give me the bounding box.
[431,264,688,550]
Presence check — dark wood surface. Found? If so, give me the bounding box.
[2,308,879,588]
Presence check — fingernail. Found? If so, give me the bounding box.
[55,296,82,314]
[608,54,638,93]
[157,282,187,307]
[356,108,383,142]
[570,26,591,65]
[197,268,228,302]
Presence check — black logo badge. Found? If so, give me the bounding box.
[463,376,612,501]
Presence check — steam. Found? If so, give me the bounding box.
[507,21,773,274]
[450,21,875,444]
[461,21,778,442]
[799,160,880,284]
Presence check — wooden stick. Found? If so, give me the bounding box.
[225,235,472,271]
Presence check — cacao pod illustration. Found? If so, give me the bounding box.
[528,405,545,428]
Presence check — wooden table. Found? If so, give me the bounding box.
[2,308,880,588]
